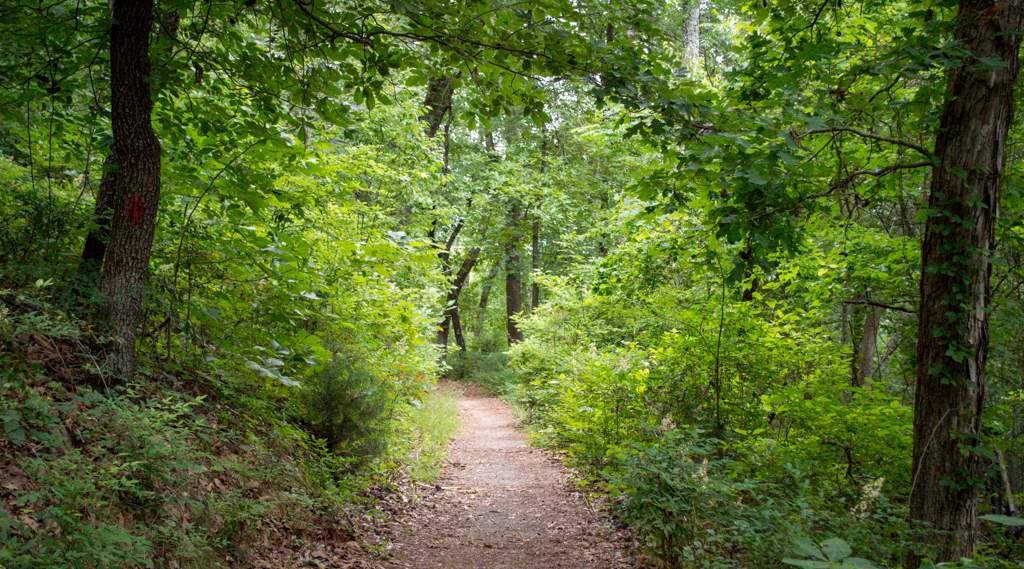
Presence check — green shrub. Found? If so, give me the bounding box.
[456,350,515,395]
[608,429,802,568]
[297,355,393,464]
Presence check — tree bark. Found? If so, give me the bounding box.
[98,0,162,380]
[681,1,700,73]
[530,131,546,312]
[853,305,882,387]
[451,307,467,352]
[530,216,540,311]
[739,240,757,302]
[909,0,1023,564]
[436,314,451,349]
[474,262,500,342]
[81,4,177,286]
[421,75,454,138]
[78,153,118,279]
[431,217,463,349]
[506,201,525,345]
[437,247,480,352]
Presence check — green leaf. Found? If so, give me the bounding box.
[782,559,832,568]
[793,538,826,561]
[842,558,883,569]
[979,514,1024,527]
[821,538,852,561]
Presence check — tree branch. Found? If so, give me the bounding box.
[832,161,932,191]
[842,299,915,314]
[805,127,934,159]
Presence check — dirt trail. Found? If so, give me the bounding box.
[383,383,633,569]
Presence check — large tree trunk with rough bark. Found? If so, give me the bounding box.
[909,0,1023,564]
[99,0,162,379]
[81,5,177,289]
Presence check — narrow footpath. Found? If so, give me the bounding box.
[383,383,633,569]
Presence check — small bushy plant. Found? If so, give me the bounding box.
[608,429,802,568]
[297,355,394,464]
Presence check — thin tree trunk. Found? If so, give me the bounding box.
[530,216,540,311]
[682,1,700,73]
[530,131,546,312]
[78,153,117,278]
[877,324,903,374]
[451,307,467,352]
[839,301,850,344]
[739,240,757,302]
[437,247,480,353]
[474,262,499,342]
[506,202,524,345]
[997,449,1018,515]
[436,314,451,349]
[421,75,454,138]
[99,0,162,379]
[909,0,1023,564]
[432,216,464,352]
[853,305,882,387]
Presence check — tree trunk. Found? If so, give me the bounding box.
[739,240,757,302]
[506,202,524,345]
[853,305,882,387]
[437,247,480,353]
[909,0,1023,564]
[682,1,700,73]
[436,314,451,350]
[78,153,118,279]
[530,216,540,311]
[421,75,454,139]
[81,4,177,286]
[475,262,500,342]
[530,131,546,312]
[451,307,467,352]
[99,0,162,380]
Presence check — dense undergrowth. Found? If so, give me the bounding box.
[459,207,1024,568]
[0,98,457,566]
[0,301,461,568]
[0,288,458,568]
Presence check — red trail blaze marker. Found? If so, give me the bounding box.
[126,194,146,225]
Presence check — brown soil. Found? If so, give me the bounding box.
[383,383,634,569]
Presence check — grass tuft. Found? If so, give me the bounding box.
[406,386,460,483]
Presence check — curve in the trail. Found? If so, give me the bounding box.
[383,383,633,569]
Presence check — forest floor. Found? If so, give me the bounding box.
[380,382,634,569]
